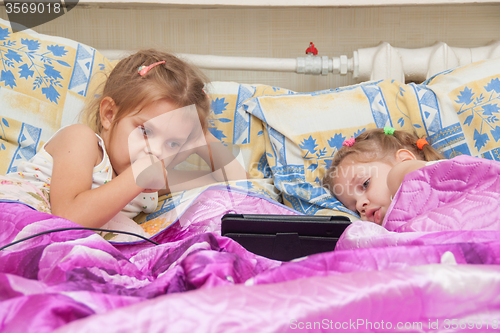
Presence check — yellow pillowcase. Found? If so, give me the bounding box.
[0,18,113,176]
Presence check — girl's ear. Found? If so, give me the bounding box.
[395,149,417,162]
[100,97,117,130]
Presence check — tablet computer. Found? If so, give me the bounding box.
[221,214,351,261]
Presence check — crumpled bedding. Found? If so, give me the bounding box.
[2,156,500,333]
[384,155,500,232]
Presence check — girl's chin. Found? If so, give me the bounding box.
[374,208,382,225]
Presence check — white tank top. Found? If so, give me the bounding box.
[7,128,158,219]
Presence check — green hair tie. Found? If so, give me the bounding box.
[383,126,396,135]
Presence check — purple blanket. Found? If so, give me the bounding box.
[2,159,500,333]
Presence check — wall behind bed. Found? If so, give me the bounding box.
[1,3,500,92]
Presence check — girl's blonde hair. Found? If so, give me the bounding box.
[81,49,210,134]
[322,128,444,192]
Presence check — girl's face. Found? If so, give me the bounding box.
[332,159,395,225]
[102,99,203,177]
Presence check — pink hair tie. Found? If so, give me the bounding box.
[202,88,210,99]
[343,137,355,147]
[138,61,165,76]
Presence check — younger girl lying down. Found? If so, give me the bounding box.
[322,127,445,225]
[323,126,500,232]
[324,127,500,239]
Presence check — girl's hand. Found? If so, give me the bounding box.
[131,154,168,191]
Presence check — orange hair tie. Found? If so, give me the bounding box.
[416,138,429,150]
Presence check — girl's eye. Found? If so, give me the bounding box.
[167,141,180,148]
[362,179,370,189]
[140,126,153,137]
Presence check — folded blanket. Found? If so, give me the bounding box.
[385,154,500,232]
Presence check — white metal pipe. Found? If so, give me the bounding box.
[179,53,298,72]
[101,50,302,73]
[100,41,500,83]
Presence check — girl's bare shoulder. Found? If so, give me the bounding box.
[45,124,100,161]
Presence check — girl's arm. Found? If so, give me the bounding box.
[46,124,151,228]
[387,160,427,197]
[196,132,249,182]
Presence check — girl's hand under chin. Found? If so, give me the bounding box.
[131,154,168,192]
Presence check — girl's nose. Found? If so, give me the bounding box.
[149,139,181,166]
[145,138,164,158]
[356,197,369,215]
